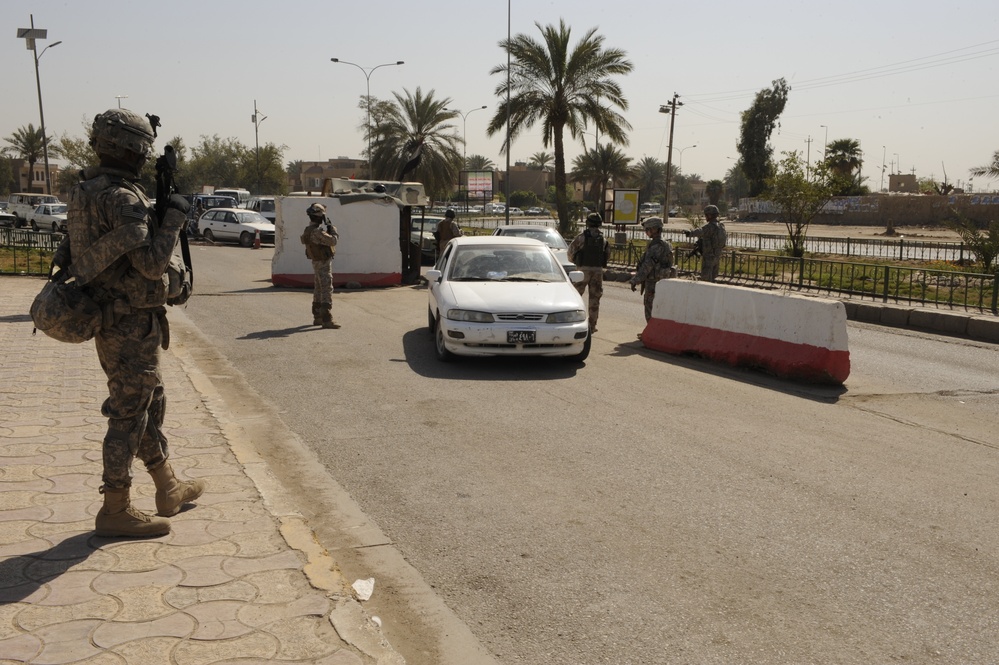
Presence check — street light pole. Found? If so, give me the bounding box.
[252,100,268,194]
[659,93,682,217]
[445,105,487,211]
[331,58,404,179]
[820,124,828,161]
[677,144,697,174]
[115,95,128,109]
[19,15,61,195]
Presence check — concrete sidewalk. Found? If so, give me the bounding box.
[0,276,403,665]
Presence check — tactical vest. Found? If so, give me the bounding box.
[576,229,607,267]
[302,223,334,261]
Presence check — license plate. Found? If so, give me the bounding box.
[507,330,535,344]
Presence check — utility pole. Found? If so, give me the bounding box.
[805,136,812,179]
[18,15,60,195]
[658,93,682,217]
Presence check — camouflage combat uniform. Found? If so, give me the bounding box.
[630,237,674,321]
[436,216,462,253]
[303,217,339,325]
[54,165,186,490]
[689,218,727,282]
[567,227,610,331]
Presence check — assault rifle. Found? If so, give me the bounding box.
[147,113,194,304]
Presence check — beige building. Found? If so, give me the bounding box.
[7,158,63,199]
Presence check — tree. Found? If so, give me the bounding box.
[765,151,835,257]
[0,156,13,196]
[3,124,61,193]
[631,156,668,204]
[822,138,869,196]
[528,151,553,170]
[368,87,462,200]
[946,216,999,272]
[465,154,495,171]
[737,78,790,197]
[705,179,724,206]
[969,150,999,181]
[570,143,633,214]
[724,162,750,204]
[488,20,633,236]
[183,135,247,193]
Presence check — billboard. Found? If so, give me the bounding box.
[467,171,494,199]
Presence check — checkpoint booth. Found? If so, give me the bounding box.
[271,179,430,288]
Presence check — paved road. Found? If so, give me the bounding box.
[179,244,999,664]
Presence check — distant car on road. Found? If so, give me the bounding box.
[28,203,68,233]
[525,206,547,215]
[491,224,573,274]
[425,236,589,362]
[197,208,275,247]
[0,207,17,228]
[507,207,524,216]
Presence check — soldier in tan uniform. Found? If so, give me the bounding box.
[302,203,340,329]
[53,109,205,537]
[630,217,674,322]
[567,213,610,332]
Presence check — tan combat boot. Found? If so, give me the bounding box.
[321,305,341,329]
[95,486,171,537]
[149,461,206,517]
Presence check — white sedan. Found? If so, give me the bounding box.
[197,208,275,246]
[425,236,590,362]
[28,203,68,233]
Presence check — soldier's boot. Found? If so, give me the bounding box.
[312,303,322,325]
[321,305,341,329]
[95,486,171,538]
[149,461,206,517]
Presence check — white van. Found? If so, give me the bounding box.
[213,188,251,206]
[7,193,61,226]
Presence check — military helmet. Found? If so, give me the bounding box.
[307,203,327,217]
[703,204,720,218]
[444,208,456,219]
[641,216,664,230]
[89,109,155,170]
[585,212,603,227]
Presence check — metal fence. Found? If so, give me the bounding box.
[0,229,61,276]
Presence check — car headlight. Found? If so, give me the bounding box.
[546,310,586,324]
[447,309,495,323]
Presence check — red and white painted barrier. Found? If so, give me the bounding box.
[640,280,850,384]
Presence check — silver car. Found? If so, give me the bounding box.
[491,224,574,274]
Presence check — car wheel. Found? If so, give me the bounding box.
[428,307,436,333]
[51,222,59,233]
[569,332,591,363]
[434,316,454,362]
[239,231,254,247]
[30,220,38,232]
[202,229,215,242]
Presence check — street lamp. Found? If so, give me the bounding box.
[18,15,61,195]
[445,105,487,168]
[252,100,268,194]
[676,144,697,173]
[820,124,828,160]
[330,58,404,178]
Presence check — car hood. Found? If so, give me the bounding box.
[441,281,584,313]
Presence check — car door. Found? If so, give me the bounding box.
[216,211,238,241]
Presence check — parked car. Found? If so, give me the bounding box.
[425,236,589,362]
[244,196,276,223]
[484,202,506,214]
[0,208,17,228]
[507,207,524,216]
[27,203,68,233]
[411,215,442,264]
[491,224,573,274]
[197,208,275,246]
[6,193,61,227]
[187,194,238,222]
[525,206,546,216]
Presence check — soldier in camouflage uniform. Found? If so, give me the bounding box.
[52,109,205,538]
[435,208,462,254]
[685,204,727,282]
[567,212,610,332]
[302,203,340,329]
[629,217,674,322]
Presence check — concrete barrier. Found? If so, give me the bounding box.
[641,280,851,384]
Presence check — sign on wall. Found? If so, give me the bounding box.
[613,189,640,225]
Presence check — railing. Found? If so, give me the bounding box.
[0,229,61,276]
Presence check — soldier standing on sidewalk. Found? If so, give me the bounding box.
[53,109,205,538]
[301,203,340,329]
[630,217,674,323]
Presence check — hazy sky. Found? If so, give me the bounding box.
[4,0,998,191]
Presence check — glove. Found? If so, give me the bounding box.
[167,194,191,215]
[630,282,637,292]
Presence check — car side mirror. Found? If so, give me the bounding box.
[568,270,585,284]
[425,269,442,282]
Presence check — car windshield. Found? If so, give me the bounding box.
[51,204,68,214]
[448,245,564,282]
[235,211,270,224]
[498,227,567,249]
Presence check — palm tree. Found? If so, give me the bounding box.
[528,151,553,171]
[3,124,60,193]
[465,154,495,171]
[369,87,462,200]
[970,149,999,181]
[705,179,724,206]
[488,20,633,235]
[823,138,862,179]
[631,156,668,204]
[570,143,633,214]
